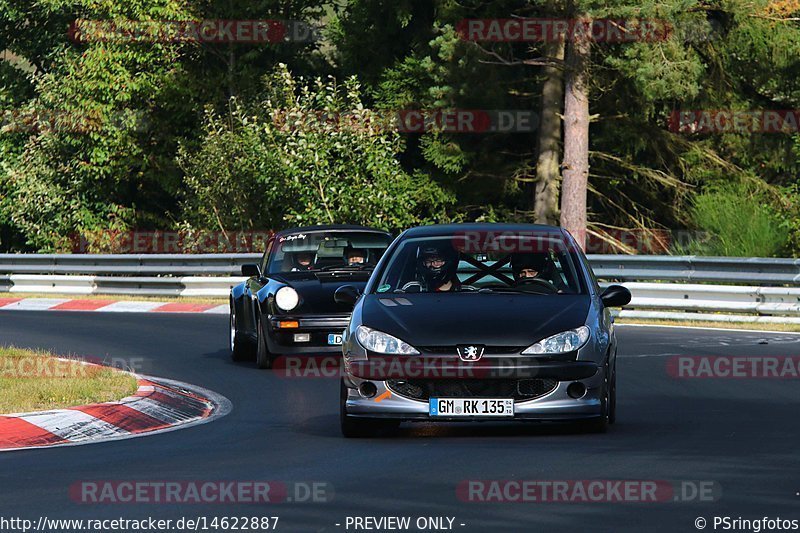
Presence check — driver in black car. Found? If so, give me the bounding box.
[511,253,566,292]
[290,252,315,271]
[402,244,461,292]
[344,247,368,266]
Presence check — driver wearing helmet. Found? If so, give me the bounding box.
[344,246,368,266]
[511,253,547,281]
[290,251,315,271]
[510,253,566,292]
[402,243,461,292]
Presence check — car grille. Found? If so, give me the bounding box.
[419,346,525,355]
[386,378,558,403]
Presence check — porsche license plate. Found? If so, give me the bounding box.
[429,398,514,417]
[327,333,343,345]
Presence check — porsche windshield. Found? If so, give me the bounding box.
[374,233,586,295]
[267,231,392,274]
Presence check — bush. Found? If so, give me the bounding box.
[178,65,456,234]
[684,181,788,257]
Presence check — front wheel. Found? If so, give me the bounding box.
[256,316,276,369]
[230,303,254,362]
[583,359,612,434]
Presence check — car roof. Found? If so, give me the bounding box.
[273,225,391,238]
[400,223,566,238]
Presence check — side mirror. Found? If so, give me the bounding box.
[334,285,360,306]
[241,264,262,278]
[601,285,632,308]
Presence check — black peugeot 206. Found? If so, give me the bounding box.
[230,225,393,369]
[335,223,632,437]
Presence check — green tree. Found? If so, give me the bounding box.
[178,65,455,233]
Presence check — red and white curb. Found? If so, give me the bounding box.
[0,297,228,314]
[0,365,231,452]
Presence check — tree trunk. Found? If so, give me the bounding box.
[560,16,591,250]
[534,37,566,226]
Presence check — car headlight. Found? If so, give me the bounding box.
[275,286,299,311]
[521,326,590,355]
[356,326,419,355]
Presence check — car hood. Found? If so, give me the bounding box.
[271,273,370,314]
[360,293,590,347]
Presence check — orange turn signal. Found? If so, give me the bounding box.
[277,320,300,329]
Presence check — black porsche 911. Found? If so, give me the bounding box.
[335,223,631,437]
[230,225,393,369]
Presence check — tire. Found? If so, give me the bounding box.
[584,359,612,434]
[339,380,398,438]
[256,316,275,370]
[230,303,254,362]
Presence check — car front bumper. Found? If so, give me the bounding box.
[266,314,350,355]
[342,357,605,421]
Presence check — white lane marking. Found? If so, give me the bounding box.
[98,301,163,313]
[0,298,69,310]
[123,385,212,425]
[616,323,800,336]
[16,410,128,441]
[123,397,204,425]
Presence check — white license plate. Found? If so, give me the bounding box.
[429,398,514,417]
[327,334,343,345]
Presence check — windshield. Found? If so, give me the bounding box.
[373,232,585,295]
[267,231,392,274]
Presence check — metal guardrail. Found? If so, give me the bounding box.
[1,254,799,323]
[3,253,799,283]
[590,255,800,284]
[1,275,246,298]
[0,253,260,276]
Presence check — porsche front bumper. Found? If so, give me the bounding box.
[265,314,350,355]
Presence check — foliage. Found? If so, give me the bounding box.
[0,0,799,255]
[178,65,456,233]
[684,181,788,257]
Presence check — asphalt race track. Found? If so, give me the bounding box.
[0,311,797,532]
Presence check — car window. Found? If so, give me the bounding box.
[266,231,392,274]
[374,233,585,295]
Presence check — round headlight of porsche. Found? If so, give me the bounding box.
[355,326,419,355]
[275,286,299,311]
[521,326,590,355]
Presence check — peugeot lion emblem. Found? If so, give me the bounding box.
[457,345,485,362]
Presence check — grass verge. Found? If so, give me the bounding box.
[0,346,139,413]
